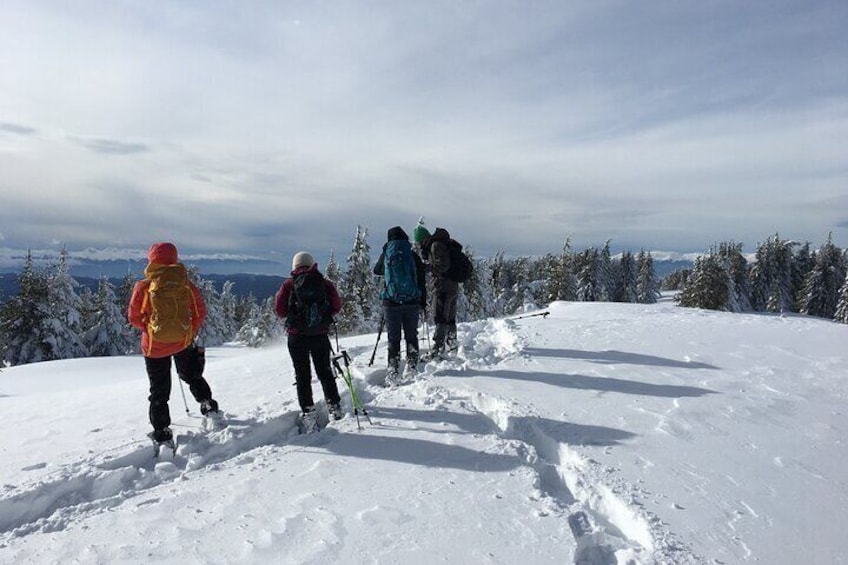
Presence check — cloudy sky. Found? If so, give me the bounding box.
[1,0,846,263]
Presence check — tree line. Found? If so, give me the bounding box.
[0,227,664,367]
[673,233,848,323]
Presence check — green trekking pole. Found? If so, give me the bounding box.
[331,352,371,430]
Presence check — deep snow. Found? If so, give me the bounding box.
[1,299,846,564]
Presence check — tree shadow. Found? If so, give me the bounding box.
[434,368,716,398]
[317,428,522,472]
[370,406,637,448]
[524,347,719,370]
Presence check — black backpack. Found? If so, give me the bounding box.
[287,271,333,334]
[445,239,473,283]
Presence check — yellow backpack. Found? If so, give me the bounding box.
[142,264,195,352]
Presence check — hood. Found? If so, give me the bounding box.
[387,226,409,241]
[147,242,179,265]
[431,227,450,241]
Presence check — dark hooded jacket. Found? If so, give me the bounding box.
[421,228,460,293]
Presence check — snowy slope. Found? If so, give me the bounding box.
[1,300,846,564]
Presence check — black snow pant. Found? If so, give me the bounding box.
[432,277,459,350]
[383,301,420,367]
[145,344,213,432]
[287,333,341,411]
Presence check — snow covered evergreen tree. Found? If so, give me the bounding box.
[43,248,88,360]
[677,253,729,311]
[798,234,846,319]
[338,226,378,334]
[552,239,578,302]
[715,241,752,312]
[195,277,230,346]
[235,297,283,347]
[835,270,848,324]
[82,277,136,356]
[0,252,52,365]
[461,250,495,321]
[792,242,814,311]
[575,247,600,302]
[749,235,792,313]
[324,249,342,285]
[608,250,637,303]
[636,250,660,304]
[598,240,614,301]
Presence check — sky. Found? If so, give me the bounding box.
[1,0,847,263]
[1,299,846,564]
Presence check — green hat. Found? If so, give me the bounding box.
[413,224,431,243]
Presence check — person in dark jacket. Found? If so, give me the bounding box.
[274,251,343,430]
[414,225,459,357]
[373,226,427,383]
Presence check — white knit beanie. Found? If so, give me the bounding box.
[292,251,315,270]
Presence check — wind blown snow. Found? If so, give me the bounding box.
[1,300,846,564]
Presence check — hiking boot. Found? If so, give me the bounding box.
[328,402,344,421]
[200,399,220,416]
[386,354,401,386]
[301,406,319,433]
[151,428,173,443]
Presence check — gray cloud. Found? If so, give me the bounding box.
[71,137,152,155]
[0,0,846,258]
[0,122,38,135]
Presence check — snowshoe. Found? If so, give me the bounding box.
[299,407,320,434]
[328,402,344,421]
[148,428,177,459]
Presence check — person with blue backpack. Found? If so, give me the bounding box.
[373,226,427,384]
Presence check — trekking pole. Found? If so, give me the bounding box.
[423,312,432,352]
[343,351,371,426]
[332,352,372,430]
[176,374,190,415]
[510,311,550,320]
[368,314,385,367]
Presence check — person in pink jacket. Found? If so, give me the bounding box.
[128,242,220,443]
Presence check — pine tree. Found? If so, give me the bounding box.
[337,226,378,334]
[677,253,729,311]
[235,297,283,347]
[43,247,88,360]
[715,241,752,313]
[324,249,342,285]
[461,249,493,321]
[636,250,660,304]
[834,269,848,324]
[598,240,614,301]
[83,277,136,356]
[0,252,52,365]
[799,234,845,319]
[792,242,814,311]
[749,235,792,313]
[556,239,578,302]
[195,277,230,346]
[575,248,600,302]
[119,271,142,351]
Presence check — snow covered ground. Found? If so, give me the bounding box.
[1,299,846,564]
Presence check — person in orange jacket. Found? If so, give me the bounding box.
[128,242,220,443]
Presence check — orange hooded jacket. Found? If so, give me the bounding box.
[127,242,206,358]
